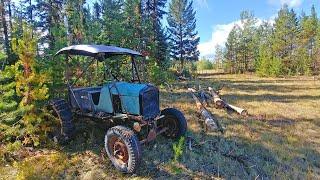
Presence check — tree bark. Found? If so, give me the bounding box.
[208,87,225,108]
[0,0,11,62]
[188,88,224,133]
[225,103,248,116]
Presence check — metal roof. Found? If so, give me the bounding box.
[55,45,142,57]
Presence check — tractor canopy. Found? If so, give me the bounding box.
[55,44,142,58]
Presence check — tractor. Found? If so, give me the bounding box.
[50,45,187,173]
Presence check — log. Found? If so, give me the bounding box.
[208,87,225,108]
[225,103,248,116]
[199,90,211,107]
[188,88,223,132]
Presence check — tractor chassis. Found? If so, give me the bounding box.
[73,109,168,144]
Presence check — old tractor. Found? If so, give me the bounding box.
[50,45,187,173]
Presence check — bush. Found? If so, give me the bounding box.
[149,62,175,85]
[196,59,213,70]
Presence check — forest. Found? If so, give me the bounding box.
[0,0,320,179]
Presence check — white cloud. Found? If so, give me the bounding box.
[195,0,208,8]
[198,20,241,57]
[198,17,276,57]
[268,0,303,8]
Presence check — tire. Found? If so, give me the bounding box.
[50,98,75,142]
[160,108,187,138]
[105,126,142,173]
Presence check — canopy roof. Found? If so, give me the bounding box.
[55,45,142,57]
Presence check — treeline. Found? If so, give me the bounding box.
[219,4,320,76]
[0,0,200,148]
[0,0,200,74]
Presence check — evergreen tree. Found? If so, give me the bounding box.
[214,45,224,69]
[239,10,257,72]
[1,23,49,146]
[142,0,168,65]
[99,0,125,46]
[123,0,143,50]
[167,0,200,70]
[225,25,241,73]
[65,0,87,44]
[272,5,299,75]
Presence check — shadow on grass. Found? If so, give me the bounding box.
[57,115,320,179]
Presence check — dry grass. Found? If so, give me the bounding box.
[1,74,320,179]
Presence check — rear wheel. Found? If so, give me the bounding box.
[105,126,141,173]
[49,98,75,143]
[160,108,187,138]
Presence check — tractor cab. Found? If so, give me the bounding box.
[55,45,159,120]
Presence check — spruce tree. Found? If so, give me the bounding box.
[167,0,200,70]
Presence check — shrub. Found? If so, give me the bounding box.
[196,59,213,71]
[172,137,185,162]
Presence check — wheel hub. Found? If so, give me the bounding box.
[113,139,129,164]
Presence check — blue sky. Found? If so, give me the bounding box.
[193,0,320,57]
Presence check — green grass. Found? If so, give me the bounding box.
[1,74,320,179]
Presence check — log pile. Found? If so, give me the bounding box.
[188,86,248,132]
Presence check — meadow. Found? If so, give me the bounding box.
[1,74,320,179]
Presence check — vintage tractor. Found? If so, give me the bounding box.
[50,45,187,173]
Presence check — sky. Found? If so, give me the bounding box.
[193,0,320,58]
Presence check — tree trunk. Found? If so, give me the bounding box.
[188,88,224,133]
[208,87,225,108]
[0,0,11,63]
[225,103,248,116]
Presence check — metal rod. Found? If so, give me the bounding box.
[131,56,141,83]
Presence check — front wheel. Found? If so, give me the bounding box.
[105,126,141,173]
[160,108,187,138]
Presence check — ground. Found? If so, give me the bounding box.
[1,74,320,179]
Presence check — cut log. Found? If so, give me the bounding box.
[188,88,223,133]
[225,103,248,116]
[208,87,225,108]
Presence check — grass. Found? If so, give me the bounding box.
[1,74,320,179]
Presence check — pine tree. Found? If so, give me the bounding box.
[98,0,125,46]
[123,0,143,50]
[142,0,168,65]
[35,0,65,50]
[0,64,21,144]
[239,10,257,72]
[255,21,276,76]
[225,25,241,73]
[272,5,299,75]
[10,23,49,146]
[214,45,224,69]
[167,0,200,70]
[65,0,87,44]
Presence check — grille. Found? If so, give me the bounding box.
[140,86,160,119]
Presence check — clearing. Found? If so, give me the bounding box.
[1,74,320,179]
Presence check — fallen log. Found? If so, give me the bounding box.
[188,88,223,133]
[225,103,248,116]
[208,87,225,108]
[208,87,248,116]
[199,90,211,107]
